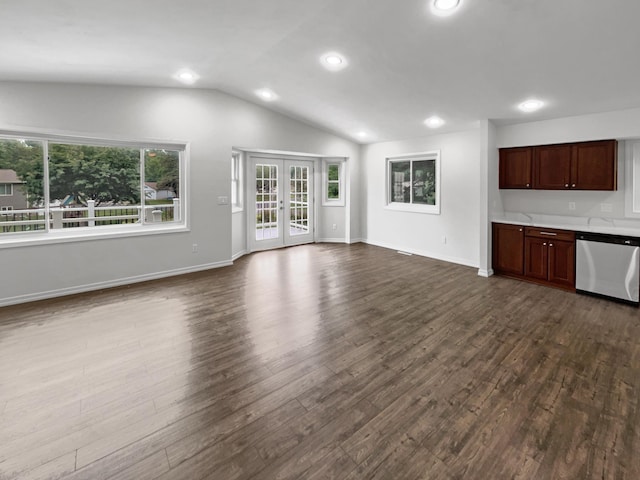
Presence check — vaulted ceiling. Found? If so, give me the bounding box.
[2,0,640,143]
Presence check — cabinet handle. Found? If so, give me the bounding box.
[571,183,576,188]
[549,243,553,247]
[543,242,547,246]
[526,183,530,188]
[539,232,557,236]
[519,228,523,232]
[564,183,569,188]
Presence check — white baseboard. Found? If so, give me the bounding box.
[231,250,247,262]
[361,238,478,269]
[348,237,363,244]
[316,238,347,243]
[477,268,494,278]
[0,260,233,308]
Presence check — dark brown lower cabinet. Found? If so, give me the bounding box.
[492,223,524,275]
[493,223,576,291]
[547,240,575,288]
[524,237,548,281]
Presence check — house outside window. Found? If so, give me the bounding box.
[386,151,441,214]
[0,183,13,195]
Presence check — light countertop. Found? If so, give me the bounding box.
[492,214,640,238]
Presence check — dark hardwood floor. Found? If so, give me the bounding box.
[1,243,639,480]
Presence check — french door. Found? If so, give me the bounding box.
[248,156,315,252]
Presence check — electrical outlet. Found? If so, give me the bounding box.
[217,196,229,205]
[569,202,576,211]
[600,203,613,213]
[192,243,198,253]
[332,223,337,230]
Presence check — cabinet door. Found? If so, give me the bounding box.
[533,144,572,189]
[524,237,548,281]
[571,140,617,190]
[499,148,532,189]
[548,240,575,288]
[492,223,524,275]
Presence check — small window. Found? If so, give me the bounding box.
[387,151,440,214]
[0,183,13,195]
[231,151,243,210]
[1,206,13,211]
[322,159,345,206]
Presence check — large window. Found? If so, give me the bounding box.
[0,132,186,239]
[387,151,440,214]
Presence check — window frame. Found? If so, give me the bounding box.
[322,158,345,207]
[0,130,189,248]
[231,150,243,212]
[0,183,13,196]
[386,150,441,215]
[625,140,640,218]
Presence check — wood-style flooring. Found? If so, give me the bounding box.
[1,243,639,480]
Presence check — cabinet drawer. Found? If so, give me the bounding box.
[524,227,575,242]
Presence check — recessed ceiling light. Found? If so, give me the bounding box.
[321,52,348,71]
[255,88,278,102]
[424,116,445,128]
[357,131,367,138]
[431,0,461,16]
[518,99,545,112]
[174,69,199,85]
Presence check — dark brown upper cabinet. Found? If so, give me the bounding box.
[572,140,617,190]
[533,144,572,189]
[499,139,617,191]
[499,147,532,189]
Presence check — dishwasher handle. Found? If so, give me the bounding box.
[576,232,640,247]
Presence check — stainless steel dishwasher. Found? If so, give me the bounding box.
[576,232,640,305]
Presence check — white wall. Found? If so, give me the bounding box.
[478,120,500,276]
[361,128,481,268]
[496,108,640,221]
[0,81,360,306]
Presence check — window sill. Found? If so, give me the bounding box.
[385,203,440,215]
[0,223,189,249]
[232,206,244,214]
[322,199,345,207]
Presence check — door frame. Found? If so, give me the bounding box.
[245,152,319,253]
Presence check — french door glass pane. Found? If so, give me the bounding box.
[289,165,309,236]
[255,163,278,241]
